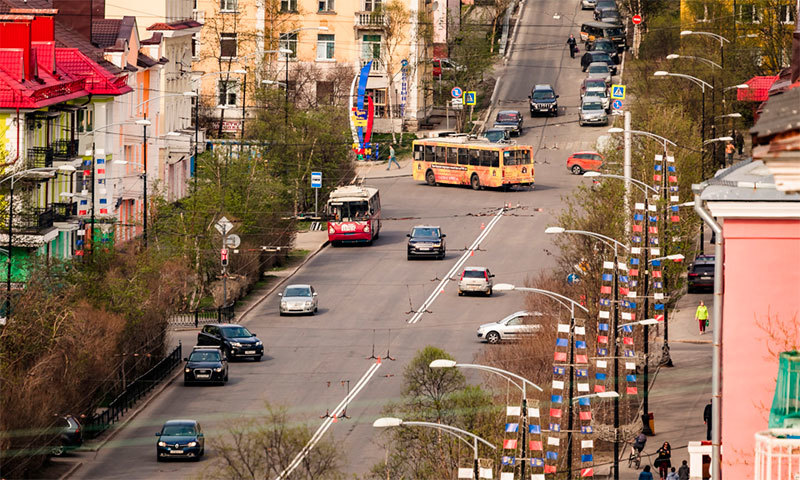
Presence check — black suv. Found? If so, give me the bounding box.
[184,346,228,385]
[688,255,715,293]
[581,50,616,74]
[407,225,446,260]
[529,84,558,117]
[589,38,619,63]
[197,323,263,361]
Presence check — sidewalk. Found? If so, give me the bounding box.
[354,157,413,180]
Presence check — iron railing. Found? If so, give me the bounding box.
[355,11,387,28]
[167,303,235,328]
[52,139,80,161]
[84,344,183,439]
[27,147,53,169]
[16,207,54,232]
[52,202,76,222]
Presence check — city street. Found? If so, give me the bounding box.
[69,1,617,478]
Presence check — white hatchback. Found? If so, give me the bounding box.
[458,267,494,296]
[477,311,542,344]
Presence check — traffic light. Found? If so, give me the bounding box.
[221,248,229,267]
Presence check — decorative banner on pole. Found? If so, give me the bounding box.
[400,59,408,118]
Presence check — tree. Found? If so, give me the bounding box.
[402,345,466,420]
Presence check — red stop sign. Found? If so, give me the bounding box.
[632,14,642,25]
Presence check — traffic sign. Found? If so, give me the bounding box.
[311,171,322,188]
[632,14,642,25]
[221,248,229,266]
[225,234,241,249]
[215,216,234,235]
[567,273,581,285]
[612,99,623,110]
[611,84,626,99]
[464,91,476,106]
[451,86,463,98]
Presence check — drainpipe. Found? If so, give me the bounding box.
[693,184,723,480]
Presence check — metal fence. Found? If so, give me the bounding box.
[84,344,183,439]
[167,303,235,328]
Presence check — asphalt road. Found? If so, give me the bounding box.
[71,1,619,478]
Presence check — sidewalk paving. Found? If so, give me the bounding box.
[354,157,412,180]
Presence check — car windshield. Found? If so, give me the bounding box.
[593,53,611,62]
[463,270,486,278]
[189,351,221,362]
[411,227,440,239]
[284,287,312,297]
[329,200,369,222]
[162,424,197,436]
[484,130,506,142]
[583,102,604,111]
[694,265,714,273]
[588,65,609,73]
[532,90,555,100]
[585,80,606,90]
[586,91,607,99]
[606,27,623,35]
[221,326,252,338]
[496,113,518,122]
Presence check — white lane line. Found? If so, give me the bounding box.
[407,207,505,324]
[276,360,382,480]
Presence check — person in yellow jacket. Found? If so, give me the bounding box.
[695,301,709,334]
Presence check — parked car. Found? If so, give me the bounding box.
[197,323,264,360]
[477,311,542,344]
[184,346,228,386]
[458,266,494,296]
[493,110,523,136]
[581,51,616,74]
[580,78,608,98]
[586,62,612,86]
[155,419,204,461]
[567,151,604,174]
[589,38,620,63]
[432,58,465,79]
[581,0,597,9]
[579,99,609,126]
[407,225,446,260]
[483,128,511,143]
[580,20,626,51]
[584,88,610,111]
[600,9,622,25]
[279,284,319,315]
[594,1,618,20]
[50,415,83,456]
[528,84,559,117]
[688,255,715,293]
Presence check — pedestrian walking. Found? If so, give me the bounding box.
[567,34,577,58]
[725,141,735,164]
[704,400,712,441]
[386,144,400,170]
[735,131,744,155]
[695,301,709,334]
[678,460,690,480]
[654,441,672,480]
[638,465,654,480]
[666,467,680,480]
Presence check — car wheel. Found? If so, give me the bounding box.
[458,291,464,296]
[470,174,481,191]
[688,285,695,294]
[425,169,436,186]
[530,111,535,118]
[256,355,262,362]
[486,331,501,344]
[279,310,285,316]
[157,454,163,462]
[407,253,413,260]
[50,444,65,456]
[486,288,492,296]
[571,165,583,175]
[224,372,229,382]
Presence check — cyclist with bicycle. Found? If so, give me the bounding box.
[630,433,647,466]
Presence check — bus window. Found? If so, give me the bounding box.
[413,144,423,160]
[435,146,446,163]
[503,151,515,166]
[458,148,468,165]
[480,150,492,167]
[514,150,527,165]
[424,145,435,162]
[447,147,458,164]
[522,148,533,164]
[491,151,500,168]
[469,149,480,166]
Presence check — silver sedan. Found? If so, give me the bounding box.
[279,284,318,315]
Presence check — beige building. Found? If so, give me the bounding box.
[193,0,431,134]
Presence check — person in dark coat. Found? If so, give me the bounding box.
[704,401,712,441]
[678,460,690,480]
[735,131,744,155]
[654,441,672,480]
[639,465,654,480]
[567,34,577,58]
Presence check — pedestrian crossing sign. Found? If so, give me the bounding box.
[611,84,626,99]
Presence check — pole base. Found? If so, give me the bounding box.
[660,343,674,367]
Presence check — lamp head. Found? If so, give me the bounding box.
[718,136,734,142]
[373,417,403,428]
[231,69,247,74]
[680,30,693,36]
[666,54,679,60]
[666,254,685,261]
[639,319,659,326]
[279,48,293,54]
[429,359,457,368]
[583,171,601,178]
[736,84,749,89]
[544,226,565,234]
[135,119,152,126]
[493,283,516,292]
[597,391,620,398]
[182,91,198,97]
[57,165,76,172]
[317,26,329,31]
[653,71,669,77]
[607,127,624,133]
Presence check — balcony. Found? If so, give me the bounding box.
[359,58,384,73]
[27,146,53,169]
[52,140,79,162]
[16,207,54,233]
[355,11,387,29]
[52,202,76,222]
[192,10,205,23]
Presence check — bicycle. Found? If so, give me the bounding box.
[628,444,644,469]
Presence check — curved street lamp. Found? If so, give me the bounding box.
[680,30,730,68]
[373,417,495,480]
[666,53,721,70]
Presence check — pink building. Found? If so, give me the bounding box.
[697,85,800,479]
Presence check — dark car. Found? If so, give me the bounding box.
[529,84,559,117]
[407,225,446,260]
[197,323,263,361]
[581,50,616,74]
[184,346,228,385]
[589,38,620,63]
[155,419,204,461]
[492,110,523,136]
[600,10,622,24]
[688,255,715,293]
[50,415,83,456]
[594,1,618,20]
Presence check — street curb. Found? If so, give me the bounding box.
[361,173,413,180]
[60,461,82,480]
[670,339,713,345]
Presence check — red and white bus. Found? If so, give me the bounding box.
[326,185,381,245]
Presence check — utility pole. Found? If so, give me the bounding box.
[142,123,148,247]
[90,142,96,257]
[613,245,620,480]
[623,111,632,235]
[566,302,576,478]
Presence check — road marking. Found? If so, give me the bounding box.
[276,359,382,480]
[407,208,505,324]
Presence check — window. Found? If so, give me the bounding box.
[318,0,334,11]
[220,0,237,11]
[362,34,381,60]
[280,33,297,59]
[365,88,386,117]
[737,4,760,23]
[220,33,237,58]
[480,150,495,167]
[468,149,480,166]
[364,0,381,11]
[457,148,468,165]
[317,34,335,60]
[316,81,334,104]
[191,34,198,58]
[280,0,297,12]
[447,147,458,164]
[434,146,445,163]
[780,4,796,24]
[423,145,434,162]
[218,80,238,106]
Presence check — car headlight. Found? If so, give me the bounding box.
[364,225,370,233]
[158,441,167,447]
[187,441,197,447]
[255,341,262,346]
[433,243,441,247]
[328,226,335,234]
[281,301,287,307]
[304,301,313,307]
[214,367,224,372]
[184,368,191,373]
[230,342,242,347]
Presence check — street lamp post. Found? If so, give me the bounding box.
[665,53,722,70]
[490,284,589,478]
[680,30,730,69]
[429,359,541,479]
[545,226,628,480]
[373,417,496,480]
